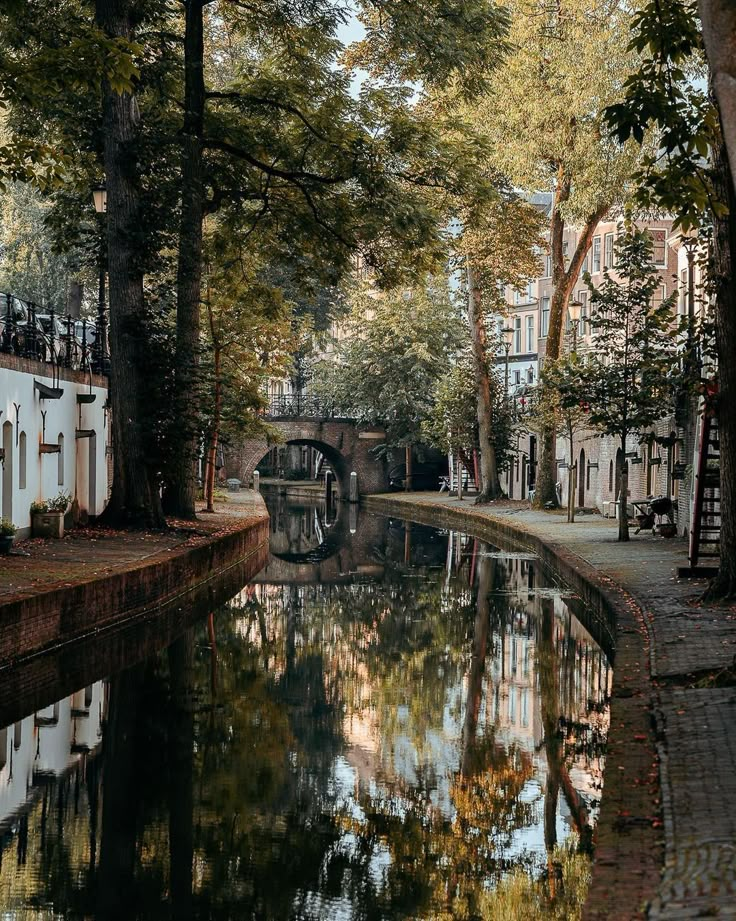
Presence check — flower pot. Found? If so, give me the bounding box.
[0,535,14,555]
[32,510,64,539]
[659,522,677,539]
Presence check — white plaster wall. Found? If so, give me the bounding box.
[0,362,109,534]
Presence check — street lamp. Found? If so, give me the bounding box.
[91,183,109,374]
[568,298,583,353]
[502,325,514,396]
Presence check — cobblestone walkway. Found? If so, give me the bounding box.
[365,493,736,920]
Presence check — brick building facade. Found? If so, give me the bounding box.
[496,209,707,536]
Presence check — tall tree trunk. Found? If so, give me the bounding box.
[165,0,206,518]
[466,262,501,502]
[618,433,630,542]
[535,170,607,508]
[706,136,736,595]
[96,0,165,528]
[699,0,736,195]
[203,341,222,513]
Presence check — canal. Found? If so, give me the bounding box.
[0,493,612,920]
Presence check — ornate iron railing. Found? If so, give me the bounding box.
[0,293,109,375]
[267,394,338,418]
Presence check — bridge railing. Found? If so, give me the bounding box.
[267,394,339,418]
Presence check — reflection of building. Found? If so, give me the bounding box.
[461,554,612,834]
[0,682,107,833]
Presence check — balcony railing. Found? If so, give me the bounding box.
[0,293,109,375]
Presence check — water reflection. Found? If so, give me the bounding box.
[0,497,611,919]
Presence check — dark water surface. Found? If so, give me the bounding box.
[0,495,611,920]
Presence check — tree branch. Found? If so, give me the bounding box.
[203,138,348,184]
[205,91,330,141]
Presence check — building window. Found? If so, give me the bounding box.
[514,316,522,353]
[604,232,614,268]
[545,254,552,277]
[592,236,601,273]
[19,431,26,489]
[58,433,64,486]
[582,253,589,274]
[654,283,669,310]
[526,315,535,353]
[527,366,535,383]
[651,229,667,266]
[541,297,550,337]
[513,369,521,386]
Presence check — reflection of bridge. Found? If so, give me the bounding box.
[254,502,389,585]
[229,411,390,496]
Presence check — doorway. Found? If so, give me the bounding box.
[88,432,97,517]
[578,448,586,508]
[521,458,527,500]
[2,421,12,522]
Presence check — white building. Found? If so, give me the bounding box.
[0,353,109,537]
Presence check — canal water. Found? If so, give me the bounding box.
[0,494,612,920]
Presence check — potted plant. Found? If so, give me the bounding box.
[31,492,70,539]
[0,517,16,554]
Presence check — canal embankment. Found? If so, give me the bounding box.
[0,490,269,671]
[365,492,736,921]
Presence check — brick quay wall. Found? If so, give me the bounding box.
[0,513,269,674]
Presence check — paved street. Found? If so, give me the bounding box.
[366,492,736,920]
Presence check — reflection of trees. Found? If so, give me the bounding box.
[0,526,610,920]
[189,601,348,919]
[537,595,596,914]
[168,634,194,921]
[96,662,148,920]
[478,840,592,921]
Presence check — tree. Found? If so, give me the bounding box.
[1,0,512,523]
[199,237,300,512]
[422,352,514,494]
[459,187,544,501]
[313,279,463,474]
[558,229,680,540]
[527,355,590,521]
[161,0,512,517]
[0,0,166,526]
[96,0,167,528]
[475,0,641,507]
[604,0,736,592]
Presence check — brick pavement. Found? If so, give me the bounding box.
[364,492,736,920]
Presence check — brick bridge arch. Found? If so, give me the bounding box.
[230,418,389,496]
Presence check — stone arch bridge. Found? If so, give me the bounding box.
[229,416,389,496]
